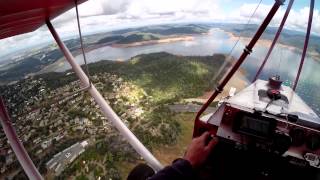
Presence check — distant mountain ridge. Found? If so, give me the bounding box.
[213,23,320,55]
[1,23,319,84]
[0,24,209,83]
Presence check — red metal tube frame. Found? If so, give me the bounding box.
[292,0,314,91]
[253,0,294,82]
[0,97,43,180]
[193,0,284,137]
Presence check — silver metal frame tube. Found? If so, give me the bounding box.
[46,20,163,171]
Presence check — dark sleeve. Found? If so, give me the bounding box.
[148,158,196,180]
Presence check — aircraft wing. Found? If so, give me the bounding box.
[0,0,87,40]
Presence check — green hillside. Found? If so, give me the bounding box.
[117,33,160,44]
[39,52,227,147]
[41,52,226,104]
[87,52,226,103]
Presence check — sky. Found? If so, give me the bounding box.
[0,0,319,57]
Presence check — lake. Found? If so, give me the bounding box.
[57,28,320,115]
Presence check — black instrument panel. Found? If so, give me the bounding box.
[233,112,277,139]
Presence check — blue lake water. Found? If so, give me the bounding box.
[57,28,320,115]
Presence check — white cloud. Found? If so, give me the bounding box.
[287,8,320,34]
[230,3,320,34]
[0,0,319,58]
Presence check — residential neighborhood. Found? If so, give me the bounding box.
[0,52,221,179]
[0,72,151,179]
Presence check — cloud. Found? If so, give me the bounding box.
[230,3,320,34]
[287,8,320,34]
[53,0,225,35]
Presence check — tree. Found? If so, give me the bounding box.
[0,155,5,163]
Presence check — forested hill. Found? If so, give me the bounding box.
[40,52,227,103]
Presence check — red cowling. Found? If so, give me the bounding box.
[0,0,86,40]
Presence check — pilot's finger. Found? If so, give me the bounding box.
[199,131,210,142]
[205,137,218,151]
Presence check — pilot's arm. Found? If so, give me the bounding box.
[149,132,218,180]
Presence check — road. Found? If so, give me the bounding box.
[168,104,216,113]
[46,141,88,175]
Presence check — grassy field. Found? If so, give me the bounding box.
[152,113,195,165]
[117,112,195,179]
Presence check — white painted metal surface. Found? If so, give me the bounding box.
[46,20,163,171]
[226,79,320,129]
[227,80,319,119]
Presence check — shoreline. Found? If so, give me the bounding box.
[37,35,196,74]
[111,35,194,48]
[224,30,320,61]
[39,27,320,78]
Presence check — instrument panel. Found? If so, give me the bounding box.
[215,105,320,168]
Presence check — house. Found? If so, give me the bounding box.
[41,139,52,149]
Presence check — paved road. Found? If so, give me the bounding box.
[46,141,88,175]
[168,104,216,113]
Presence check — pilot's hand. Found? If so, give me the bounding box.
[184,132,218,168]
